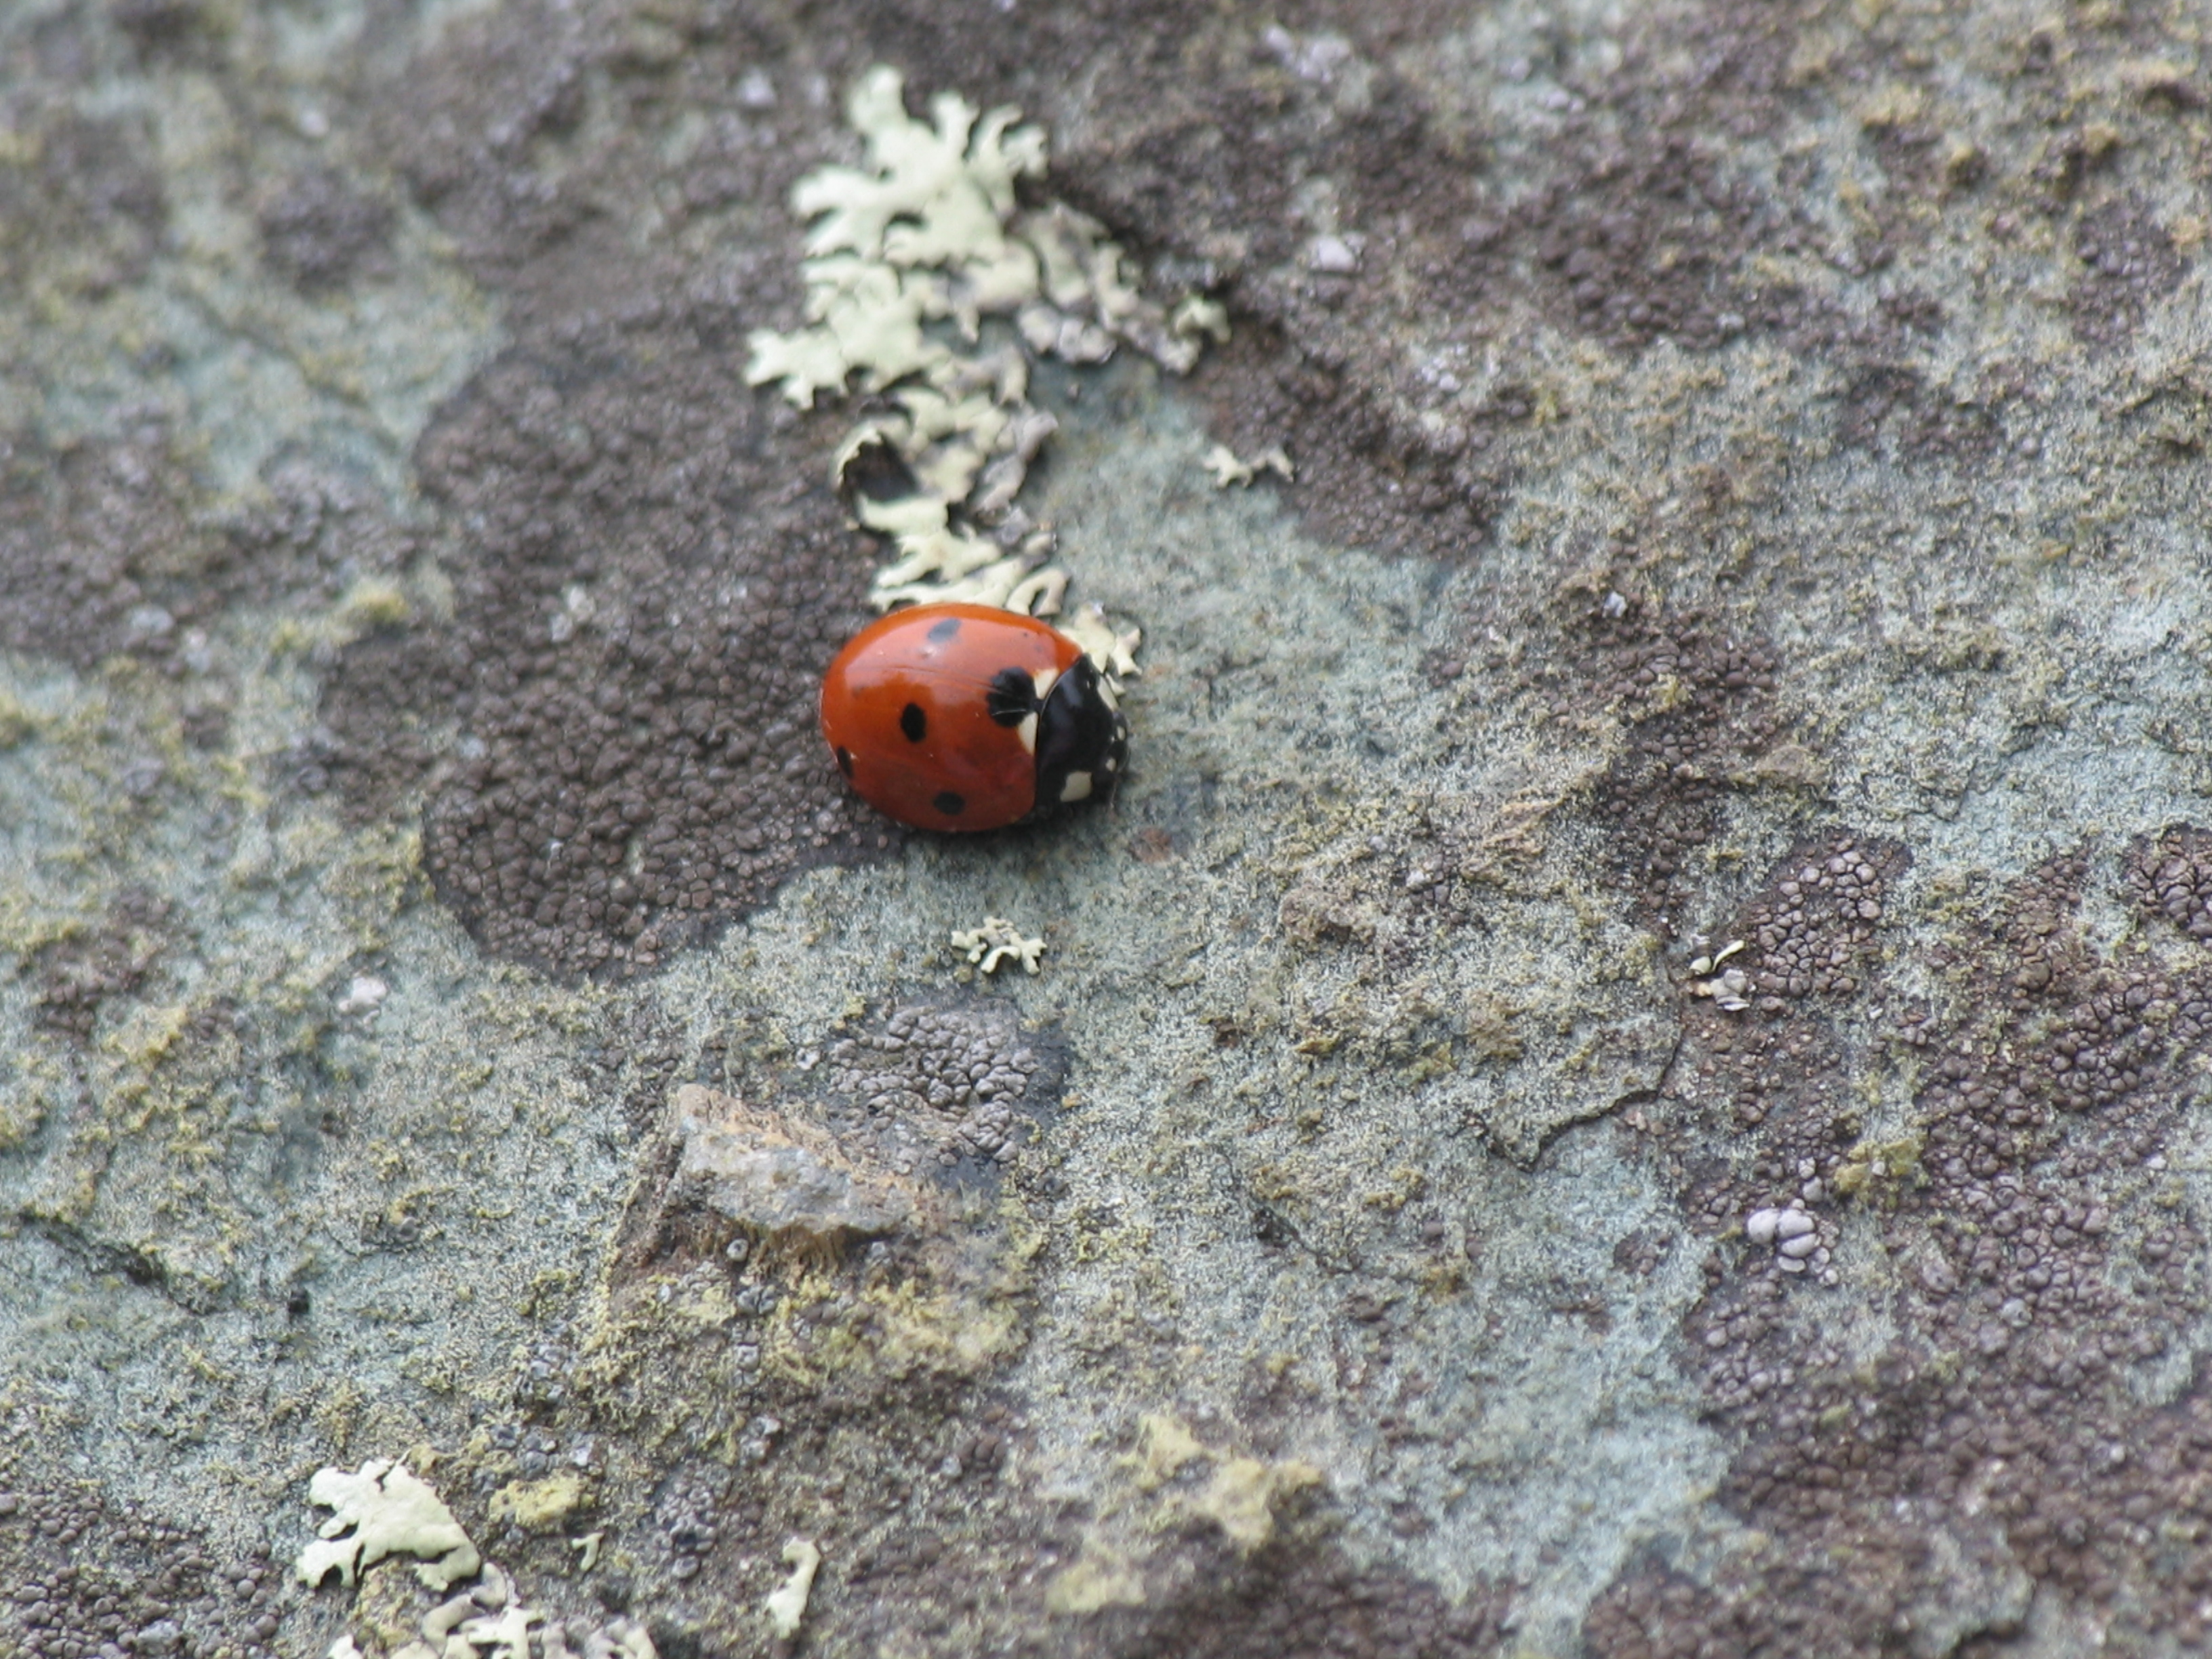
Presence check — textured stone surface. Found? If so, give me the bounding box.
[5,1,2212,1656]
[670,1084,916,1244]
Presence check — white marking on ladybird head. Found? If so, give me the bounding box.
[1059,770,1092,802]
[1101,753,1117,771]
[1094,676,1120,712]
[1031,666,1061,702]
[1017,712,1038,755]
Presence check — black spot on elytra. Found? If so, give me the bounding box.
[934,791,966,817]
[986,666,1037,726]
[836,746,855,778]
[927,615,961,642]
[900,702,928,743]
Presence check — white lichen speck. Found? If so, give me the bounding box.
[1202,443,1295,489]
[1687,939,1753,1012]
[952,916,1046,975]
[336,975,388,1019]
[766,1538,823,1640]
[1745,1204,1833,1281]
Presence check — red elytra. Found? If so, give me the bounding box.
[819,602,1127,832]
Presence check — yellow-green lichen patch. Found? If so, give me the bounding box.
[1048,1413,1327,1617]
[1832,1134,1925,1205]
[1043,1544,1149,1616]
[299,1462,659,1659]
[486,1471,585,1534]
[1191,1454,1326,1553]
[1126,1411,1206,1490]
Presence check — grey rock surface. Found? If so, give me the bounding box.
[3,1,2212,1657]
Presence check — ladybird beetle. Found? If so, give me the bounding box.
[819,602,1128,832]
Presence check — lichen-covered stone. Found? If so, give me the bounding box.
[8,1,2212,1656]
[670,1084,916,1245]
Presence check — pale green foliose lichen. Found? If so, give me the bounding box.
[1203,443,1296,489]
[298,1465,659,1658]
[746,66,1227,672]
[950,915,1046,975]
[764,1538,823,1640]
[296,1459,482,1591]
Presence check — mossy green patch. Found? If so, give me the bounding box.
[1833,1135,1925,1205]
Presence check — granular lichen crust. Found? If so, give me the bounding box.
[10,1,2212,1656]
[821,998,1065,1179]
[257,167,398,293]
[1599,842,2212,1654]
[1551,594,1793,939]
[323,337,891,979]
[0,1422,296,1659]
[0,422,222,671]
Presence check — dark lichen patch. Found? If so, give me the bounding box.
[1646,830,1902,1227]
[0,420,225,670]
[27,886,172,1040]
[0,1431,297,1659]
[1188,322,1515,562]
[0,102,167,298]
[308,3,920,978]
[1599,848,2212,1654]
[1584,1551,1913,1659]
[1061,1530,1514,1659]
[1730,836,1906,1010]
[257,167,396,291]
[820,998,1069,1183]
[1510,138,1807,359]
[1546,594,1789,938]
[361,3,594,276]
[0,422,396,688]
[2068,194,2187,350]
[320,334,890,979]
[2129,825,2212,940]
[1834,363,2004,463]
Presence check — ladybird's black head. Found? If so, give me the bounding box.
[1034,656,1127,812]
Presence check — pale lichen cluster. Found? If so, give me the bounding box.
[764,1538,823,1640]
[1686,937,1752,1012]
[1202,443,1296,489]
[299,1460,658,1658]
[297,1460,480,1593]
[747,66,1227,678]
[950,915,1046,976]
